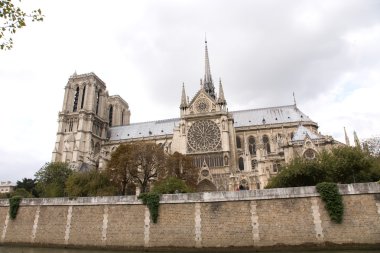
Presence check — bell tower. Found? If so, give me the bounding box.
[52,72,130,170]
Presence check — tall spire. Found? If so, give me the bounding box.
[217,78,226,106]
[180,83,188,109]
[203,40,216,99]
[344,127,350,146]
[353,131,361,149]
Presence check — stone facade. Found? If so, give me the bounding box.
[52,42,340,189]
[0,183,380,250]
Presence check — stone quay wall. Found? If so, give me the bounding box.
[0,183,379,250]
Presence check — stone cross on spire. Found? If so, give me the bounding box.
[203,40,216,99]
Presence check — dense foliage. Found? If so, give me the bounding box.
[107,143,195,194]
[9,196,22,219]
[0,0,43,49]
[152,177,192,194]
[35,162,73,197]
[65,170,118,197]
[15,178,38,197]
[316,182,344,223]
[266,146,380,188]
[138,192,160,223]
[164,152,198,190]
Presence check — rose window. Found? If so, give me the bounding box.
[187,120,222,153]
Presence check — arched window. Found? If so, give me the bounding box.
[80,85,86,109]
[109,105,113,127]
[121,109,124,125]
[236,136,242,149]
[73,87,79,112]
[263,135,271,153]
[95,90,101,115]
[251,159,257,171]
[248,136,256,155]
[238,157,244,171]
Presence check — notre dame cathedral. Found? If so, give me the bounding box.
[52,41,340,191]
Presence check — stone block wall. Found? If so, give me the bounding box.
[0,183,379,250]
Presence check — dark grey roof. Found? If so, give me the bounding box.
[109,104,314,141]
[232,104,314,128]
[109,118,179,141]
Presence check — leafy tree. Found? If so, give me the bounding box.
[15,178,38,197]
[152,177,192,194]
[107,142,167,194]
[65,169,117,197]
[0,0,43,49]
[266,146,380,188]
[35,162,72,197]
[164,152,198,190]
[11,187,33,198]
[363,136,380,157]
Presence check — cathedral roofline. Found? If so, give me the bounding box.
[69,72,107,87]
[109,95,129,108]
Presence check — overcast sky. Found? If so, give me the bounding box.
[1,0,379,183]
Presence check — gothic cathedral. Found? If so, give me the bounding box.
[52,41,340,191]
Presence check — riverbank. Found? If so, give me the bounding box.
[1,183,380,251]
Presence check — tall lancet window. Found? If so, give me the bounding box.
[95,90,100,115]
[248,136,256,155]
[80,86,86,109]
[109,105,113,127]
[73,87,79,112]
[263,135,271,154]
[121,109,124,125]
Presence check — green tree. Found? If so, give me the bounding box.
[107,142,167,194]
[65,169,117,197]
[35,162,72,197]
[266,146,380,189]
[15,178,38,197]
[152,177,192,194]
[164,152,198,190]
[11,187,33,198]
[0,0,43,49]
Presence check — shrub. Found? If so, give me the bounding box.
[138,192,160,223]
[9,196,22,220]
[316,182,344,223]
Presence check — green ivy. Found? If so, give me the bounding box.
[316,182,344,223]
[138,192,160,223]
[9,196,22,220]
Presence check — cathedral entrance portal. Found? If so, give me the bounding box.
[197,179,217,192]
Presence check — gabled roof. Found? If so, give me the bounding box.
[109,104,315,141]
[292,125,322,141]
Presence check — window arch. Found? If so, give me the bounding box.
[80,85,86,109]
[238,157,244,171]
[109,105,113,127]
[263,135,271,153]
[248,136,256,155]
[73,87,79,112]
[236,136,242,149]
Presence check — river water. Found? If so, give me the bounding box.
[0,247,380,253]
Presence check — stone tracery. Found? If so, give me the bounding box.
[187,120,222,153]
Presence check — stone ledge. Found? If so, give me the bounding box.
[0,182,378,207]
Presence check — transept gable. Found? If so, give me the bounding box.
[188,89,217,114]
